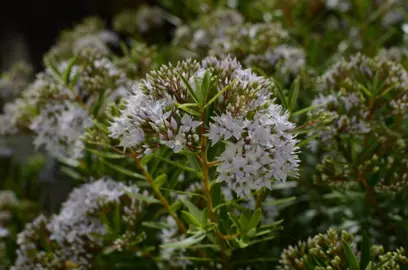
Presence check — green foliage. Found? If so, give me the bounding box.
[1,0,408,269]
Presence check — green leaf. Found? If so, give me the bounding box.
[91,119,109,133]
[90,89,106,116]
[62,56,77,85]
[86,148,125,159]
[271,77,289,109]
[358,83,373,97]
[204,80,235,109]
[153,155,196,172]
[160,232,206,249]
[247,228,256,237]
[127,192,159,204]
[141,154,154,165]
[239,212,250,231]
[170,201,183,213]
[343,241,360,270]
[154,173,167,188]
[201,209,208,225]
[289,77,300,112]
[99,159,145,180]
[360,232,371,269]
[142,221,175,229]
[228,213,241,231]
[291,103,324,116]
[236,236,250,248]
[160,188,206,200]
[182,200,202,221]
[176,71,199,102]
[181,211,201,227]
[247,208,262,231]
[200,71,212,103]
[175,102,201,116]
[60,166,83,180]
[365,262,373,270]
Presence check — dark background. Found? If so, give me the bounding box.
[0,0,157,71]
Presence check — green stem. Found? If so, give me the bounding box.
[199,113,230,269]
[134,154,186,234]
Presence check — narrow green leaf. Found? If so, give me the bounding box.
[60,166,83,180]
[99,159,145,180]
[91,89,106,116]
[160,232,206,249]
[175,102,201,116]
[228,213,241,231]
[182,200,202,221]
[247,235,276,246]
[169,201,183,213]
[201,209,208,225]
[289,77,300,112]
[291,103,324,116]
[154,173,167,188]
[247,208,262,231]
[358,83,373,97]
[239,213,250,232]
[62,56,77,85]
[141,154,154,165]
[153,155,196,172]
[379,83,396,97]
[204,80,235,109]
[91,119,109,133]
[181,211,201,227]
[298,133,320,148]
[127,192,159,204]
[176,71,199,102]
[271,77,289,109]
[365,262,373,270]
[360,232,371,270]
[142,221,175,229]
[160,188,207,200]
[200,71,212,104]
[236,236,250,248]
[86,148,125,159]
[343,241,360,270]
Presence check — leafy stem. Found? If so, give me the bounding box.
[133,153,187,234]
[109,146,186,233]
[199,111,230,269]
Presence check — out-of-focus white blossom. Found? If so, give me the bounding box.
[30,103,92,159]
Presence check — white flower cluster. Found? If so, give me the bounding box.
[12,215,64,270]
[0,47,130,160]
[0,62,32,100]
[310,54,408,150]
[12,178,149,269]
[109,89,202,156]
[113,4,165,37]
[209,23,306,79]
[325,0,351,12]
[172,9,244,53]
[211,104,299,196]
[0,99,29,136]
[46,17,117,61]
[377,47,408,64]
[110,56,299,196]
[0,190,18,240]
[30,103,91,160]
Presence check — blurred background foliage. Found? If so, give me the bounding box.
[1,0,408,269]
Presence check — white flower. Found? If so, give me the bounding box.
[212,104,299,197]
[30,103,92,159]
[0,227,9,238]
